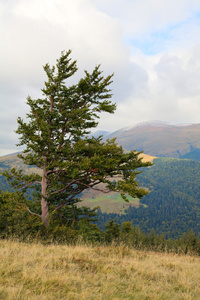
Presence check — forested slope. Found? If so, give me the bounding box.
[97,158,200,238]
[2,153,200,239]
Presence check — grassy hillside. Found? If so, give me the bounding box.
[0,153,39,174]
[107,122,200,158]
[80,190,141,214]
[0,239,200,299]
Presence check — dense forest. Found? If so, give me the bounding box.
[96,158,200,239]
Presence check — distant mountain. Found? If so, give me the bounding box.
[2,151,22,157]
[106,121,200,159]
[5,121,200,160]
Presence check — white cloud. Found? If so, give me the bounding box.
[95,0,200,34]
[1,0,200,155]
[0,0,130,155]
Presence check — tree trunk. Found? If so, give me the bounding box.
[41,168,49,226]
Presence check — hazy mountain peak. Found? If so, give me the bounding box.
[135,120,171,127]
[124,120,194,131]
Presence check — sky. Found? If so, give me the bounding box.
[1,0,200,156]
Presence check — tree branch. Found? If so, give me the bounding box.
[20,181,41,190]
[12,198,41,218]
[78,181,112,193]
[46,169,66,175]
[49,179,79,197]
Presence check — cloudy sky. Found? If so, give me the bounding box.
[1,0,200,156]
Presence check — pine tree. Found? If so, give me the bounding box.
[3,50,152,227]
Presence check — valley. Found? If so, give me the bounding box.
[1,121,200,239]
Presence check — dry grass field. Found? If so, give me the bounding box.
[138,153,156,163]
[0,239,200,299]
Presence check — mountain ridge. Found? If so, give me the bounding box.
[104,121,200,158]
[2,120,199,159]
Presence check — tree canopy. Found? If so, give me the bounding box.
[3,50,151,227]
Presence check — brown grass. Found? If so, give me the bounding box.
[139,153,157,163]
[0,239,200,299]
